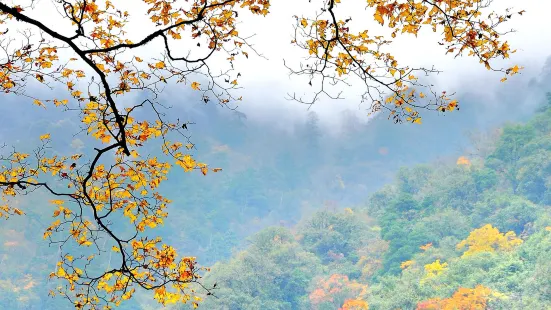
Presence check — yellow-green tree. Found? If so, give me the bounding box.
[421,259,448,284]
[0,0,523,308]
[457,224,523,257]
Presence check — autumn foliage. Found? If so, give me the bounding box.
[0,0,524,308]
[309,274,369,310]
[457,224,523,257]
[341,298,370,310]
[290,0,524,123]
[0,0,268,308]
[456,156,472,166]
[421,259,449,284]
[417,285,492,310]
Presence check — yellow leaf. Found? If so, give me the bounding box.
[33,99,45,108]
[171,31,182,39]
[43,231,52,239]
[112,246,120,252]
[374,13,384,25]
[191,82,200,90]
[13,208,24,215]
[155,61,166,69]
[447,99,458,111]
[122,288,135,300]
[457,156,471,166]
[400,260,414,269]
[57,266,67,278]
[40,133,51,140]
[54,99,69,106]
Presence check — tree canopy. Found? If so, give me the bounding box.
[196,103,551,309]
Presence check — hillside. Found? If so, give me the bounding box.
[1,90,550,309]
[190,98,551,310]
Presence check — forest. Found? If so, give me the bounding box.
[188,94,551,309]
[2,88,551,309]
[0,0,548,309]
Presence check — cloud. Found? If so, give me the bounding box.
[51,119,70,128]
[70,138,85,151]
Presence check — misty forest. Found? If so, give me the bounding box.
[1,0,551,309]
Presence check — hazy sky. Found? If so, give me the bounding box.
[8,0,551,130]
[227,0,551,126]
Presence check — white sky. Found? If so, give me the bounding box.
[228,0,551,127]
[6,0,551,129]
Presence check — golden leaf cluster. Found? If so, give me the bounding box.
[291,0,523,123]
[456,224,523,257]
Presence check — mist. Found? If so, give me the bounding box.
[2,1,551,309]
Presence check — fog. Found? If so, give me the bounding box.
[4,0,550,133]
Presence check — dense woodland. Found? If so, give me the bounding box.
[194,95,551,309]
[2,84,551,309]
[0,38,549,308]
